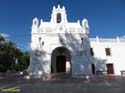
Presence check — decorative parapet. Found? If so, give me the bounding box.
[90,36,125,43]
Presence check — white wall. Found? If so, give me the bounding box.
[90,38,125,75]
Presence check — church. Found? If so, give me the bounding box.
[29,5,125,79]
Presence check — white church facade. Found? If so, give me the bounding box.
[29,5,125,79]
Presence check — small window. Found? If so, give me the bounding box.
[90,48,94,56]
[105,48,111,56]
[57,13,61,23]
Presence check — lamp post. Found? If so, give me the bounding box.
[39,37,44,48]
[39,37,42,48]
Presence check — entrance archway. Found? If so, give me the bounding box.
[51,47,71,74]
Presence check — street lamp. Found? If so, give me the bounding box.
[39,37,44,48]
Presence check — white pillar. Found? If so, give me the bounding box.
[66,61,71,73]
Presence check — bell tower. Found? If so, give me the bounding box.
[50,4,68,23]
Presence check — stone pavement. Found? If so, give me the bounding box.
[0,75,125,93]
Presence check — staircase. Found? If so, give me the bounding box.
[51,73,72,80]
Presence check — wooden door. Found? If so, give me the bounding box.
[107,64,114,74]
[56,56,66,72]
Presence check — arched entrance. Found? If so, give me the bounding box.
[51,47,71,74]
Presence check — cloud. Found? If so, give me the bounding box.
[0,33,10,39]
[16,43,30,51]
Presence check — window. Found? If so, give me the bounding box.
[57,13,61,23]
[105,48,111,56]
[90,48,94,56]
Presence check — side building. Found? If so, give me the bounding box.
[90,37,125,75]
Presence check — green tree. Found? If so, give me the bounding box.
[0,34,22,72]
[0,35,6,72]
[0,34,30,72]
[20,52,30,70]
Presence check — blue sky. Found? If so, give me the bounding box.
[0,0,125,51]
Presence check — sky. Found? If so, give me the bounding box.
[0,0,125,51]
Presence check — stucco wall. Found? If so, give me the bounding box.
[90,38,125,75]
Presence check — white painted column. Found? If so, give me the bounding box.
[66,61,71,73]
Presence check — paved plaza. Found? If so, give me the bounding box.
[0,74,125,93]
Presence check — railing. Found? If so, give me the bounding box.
[96,70,107,76]
[120,39,125,42]
[90,38,125,43]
